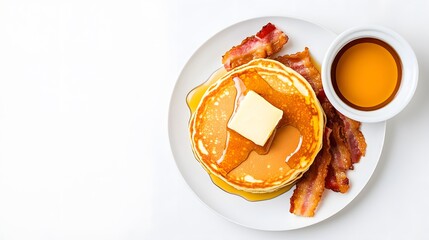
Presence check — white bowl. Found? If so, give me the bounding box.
[321,25,418,122]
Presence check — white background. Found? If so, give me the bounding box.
[0,0,428,239]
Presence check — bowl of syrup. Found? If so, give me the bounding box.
[322,25,418,122]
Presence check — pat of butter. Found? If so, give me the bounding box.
[228,90,283,146]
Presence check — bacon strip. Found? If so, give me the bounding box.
[290,128,332,217]
[276,47,323,96]
[338,113,367,163]
[277,48,367,196]
[222,23,288,71]
[325,123,352,193]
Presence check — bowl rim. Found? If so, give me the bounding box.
[321,25,419,122]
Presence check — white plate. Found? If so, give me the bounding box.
[168,16,386,231]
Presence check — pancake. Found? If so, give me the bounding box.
[189,58,324,193]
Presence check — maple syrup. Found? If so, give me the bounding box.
[331,38,402,111]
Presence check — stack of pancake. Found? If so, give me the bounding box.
[189,58,324,194]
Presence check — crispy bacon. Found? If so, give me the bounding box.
[222,23,288,71]
[320,97,337,128]
[278,48,367,196]
[338,113,367,163]
[276,47,323,96]
[325,123,352,193]
[290,128,332,217]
